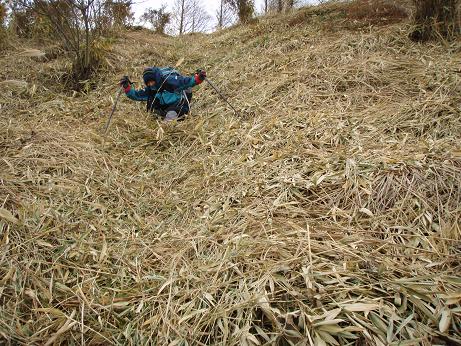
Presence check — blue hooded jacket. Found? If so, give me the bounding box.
[124,67,200,107]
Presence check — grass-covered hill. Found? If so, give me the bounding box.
[1,3,460,345]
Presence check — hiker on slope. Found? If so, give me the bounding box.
[119,67,207,121]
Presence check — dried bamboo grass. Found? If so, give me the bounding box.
[0,80,28,89]
[1,4,460,345]
[17,49,46,58]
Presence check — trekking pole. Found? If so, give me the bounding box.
[104,87,123,134]
[204,78,239,116]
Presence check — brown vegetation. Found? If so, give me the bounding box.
[287,1,409,29]
[9,0,133,90]
[410,0,460,41]
[0,2,7,50]
[346,0,409,24]
[0,3,460,345]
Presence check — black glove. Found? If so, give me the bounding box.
[119,75,132,88]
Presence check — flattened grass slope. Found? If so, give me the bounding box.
[1,4,460,345]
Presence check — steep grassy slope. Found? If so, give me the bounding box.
[1,4,461,345]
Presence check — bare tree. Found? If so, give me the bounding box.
[188,0,211,32]
[141,5,171,34]
[171,0,211,34]
[216,0,235,29]
[171,0,188,34]
[225,0,254,23]
[410,0,459,41]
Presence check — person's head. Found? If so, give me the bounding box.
[143,68,156,87]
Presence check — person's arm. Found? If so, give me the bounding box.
[119,76,151,101]
[165,70,207,92]
[124,84,150,101]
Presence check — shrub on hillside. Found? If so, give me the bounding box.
[97,1,134,34]
[410,0,460,41]
[13,0,118,90]
[225,0,254,23]
[141,5,171,34]
[10,6,35,38]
